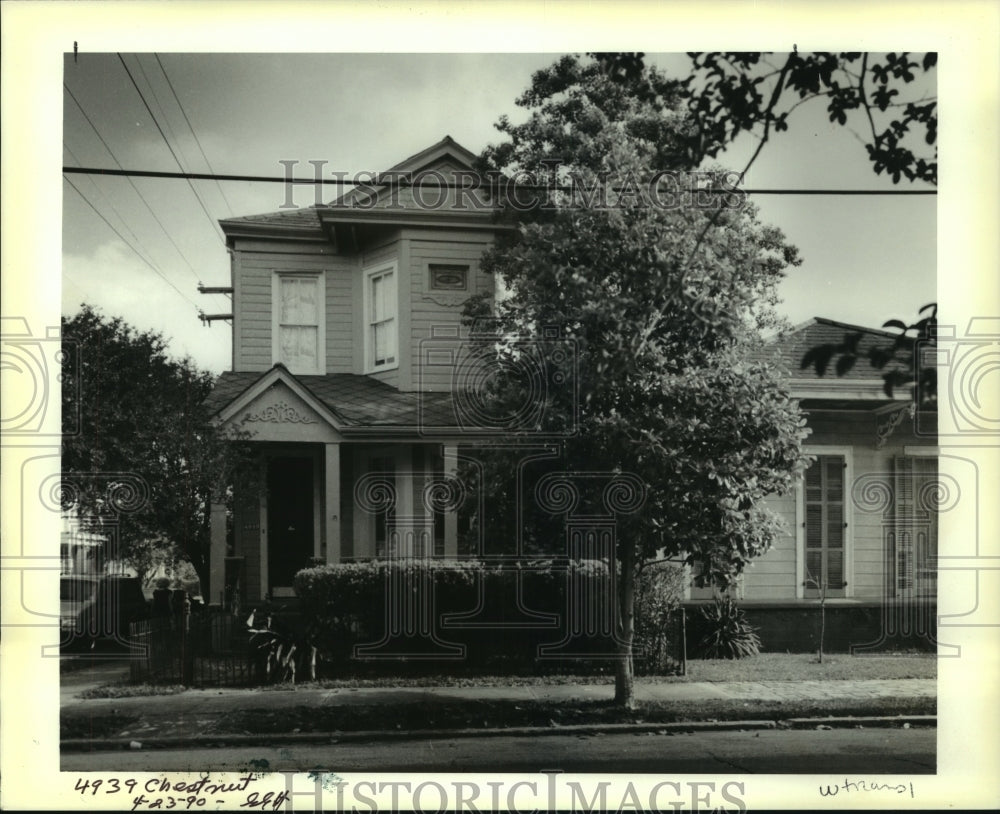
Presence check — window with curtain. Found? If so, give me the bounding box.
[274,274,323,374]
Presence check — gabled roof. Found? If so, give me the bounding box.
[205,366,454,432]
[219,204,328,240]
[330,134,488,212]
[761,317,902,382]
[381,134,478,177]
[220,136,498,241]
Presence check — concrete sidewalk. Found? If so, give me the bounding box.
[61,676,936,747]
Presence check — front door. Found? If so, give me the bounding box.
[267,456,314,595]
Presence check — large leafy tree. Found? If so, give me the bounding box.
[61,305,252,595]
[469,55,810,706]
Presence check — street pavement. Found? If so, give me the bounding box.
[61,726,937,774]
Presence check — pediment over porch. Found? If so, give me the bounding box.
[213,367,344,443]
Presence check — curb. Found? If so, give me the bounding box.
[60,715,935,752]
[782,714,937,729]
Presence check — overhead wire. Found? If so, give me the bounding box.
[63,142,160,271]
[116,53,227,245]
[64,84,204,280]
[155,53,236,217]
[64,81,230,312]
[135,55,189,169]
[58,165,937,196]
[63,174,203,312]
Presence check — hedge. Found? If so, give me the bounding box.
[293,559,684,676]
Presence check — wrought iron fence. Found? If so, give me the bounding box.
[129,613,253,687]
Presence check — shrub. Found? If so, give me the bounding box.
[294,559,616,675]
[696,596,761,659]
[633,562,687,675]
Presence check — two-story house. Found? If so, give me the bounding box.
[202,137,503,605]
[202,136,938,650]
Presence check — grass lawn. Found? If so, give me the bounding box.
[75,652,936,698]
[291,652,937,689]
[682,652,936,682]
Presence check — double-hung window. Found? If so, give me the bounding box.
[273,273,324,375]
[366,263,397,371]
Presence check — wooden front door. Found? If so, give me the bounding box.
[267,456,314,595]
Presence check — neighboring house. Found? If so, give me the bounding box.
[202,137,937,650]
[60,514,105,575]
[688,318,938,651]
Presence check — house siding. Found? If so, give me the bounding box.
[692,409,935,603]
[408,235,493,392]
[739,490,797,600]
[232,241,353,374]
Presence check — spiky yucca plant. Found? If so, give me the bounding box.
[697,596,762,659]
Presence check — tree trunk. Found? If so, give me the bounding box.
[818,595,826,664]
[187,492,213,598]
[614,542,637,708]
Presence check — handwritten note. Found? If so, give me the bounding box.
[69,774,291,811]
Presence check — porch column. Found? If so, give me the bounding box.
[324,442,341,564]
[444,444,459,557]
[209,499,227,607]
[396,446,415,553]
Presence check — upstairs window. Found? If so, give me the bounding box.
[366,263,397,371]
[273,273,324,374]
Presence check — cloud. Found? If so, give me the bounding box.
[63,241,231,374]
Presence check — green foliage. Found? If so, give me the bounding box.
[696,596,762,660]
[61,305,256,592]
[633,562,687,675]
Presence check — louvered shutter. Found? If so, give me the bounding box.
[914,456,938,597]
[804,455,847,595]
[894,455,915,594]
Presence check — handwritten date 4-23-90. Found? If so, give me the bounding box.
[71,775,286,811]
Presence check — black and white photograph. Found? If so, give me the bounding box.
[2,2,998,811]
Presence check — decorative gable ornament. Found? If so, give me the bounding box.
[243,401,318,425]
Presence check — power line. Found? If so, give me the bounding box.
[116,53,227,244]
[64,84,206,282]
[59,166,938,196]
[64,143,160,271]
[135,55,188,169]
[64,175,202,312]
[63,82,228,312]
[155,53,236,217]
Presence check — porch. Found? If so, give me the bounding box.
[210,440,464,606]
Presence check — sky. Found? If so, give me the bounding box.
[59,51,937,374]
